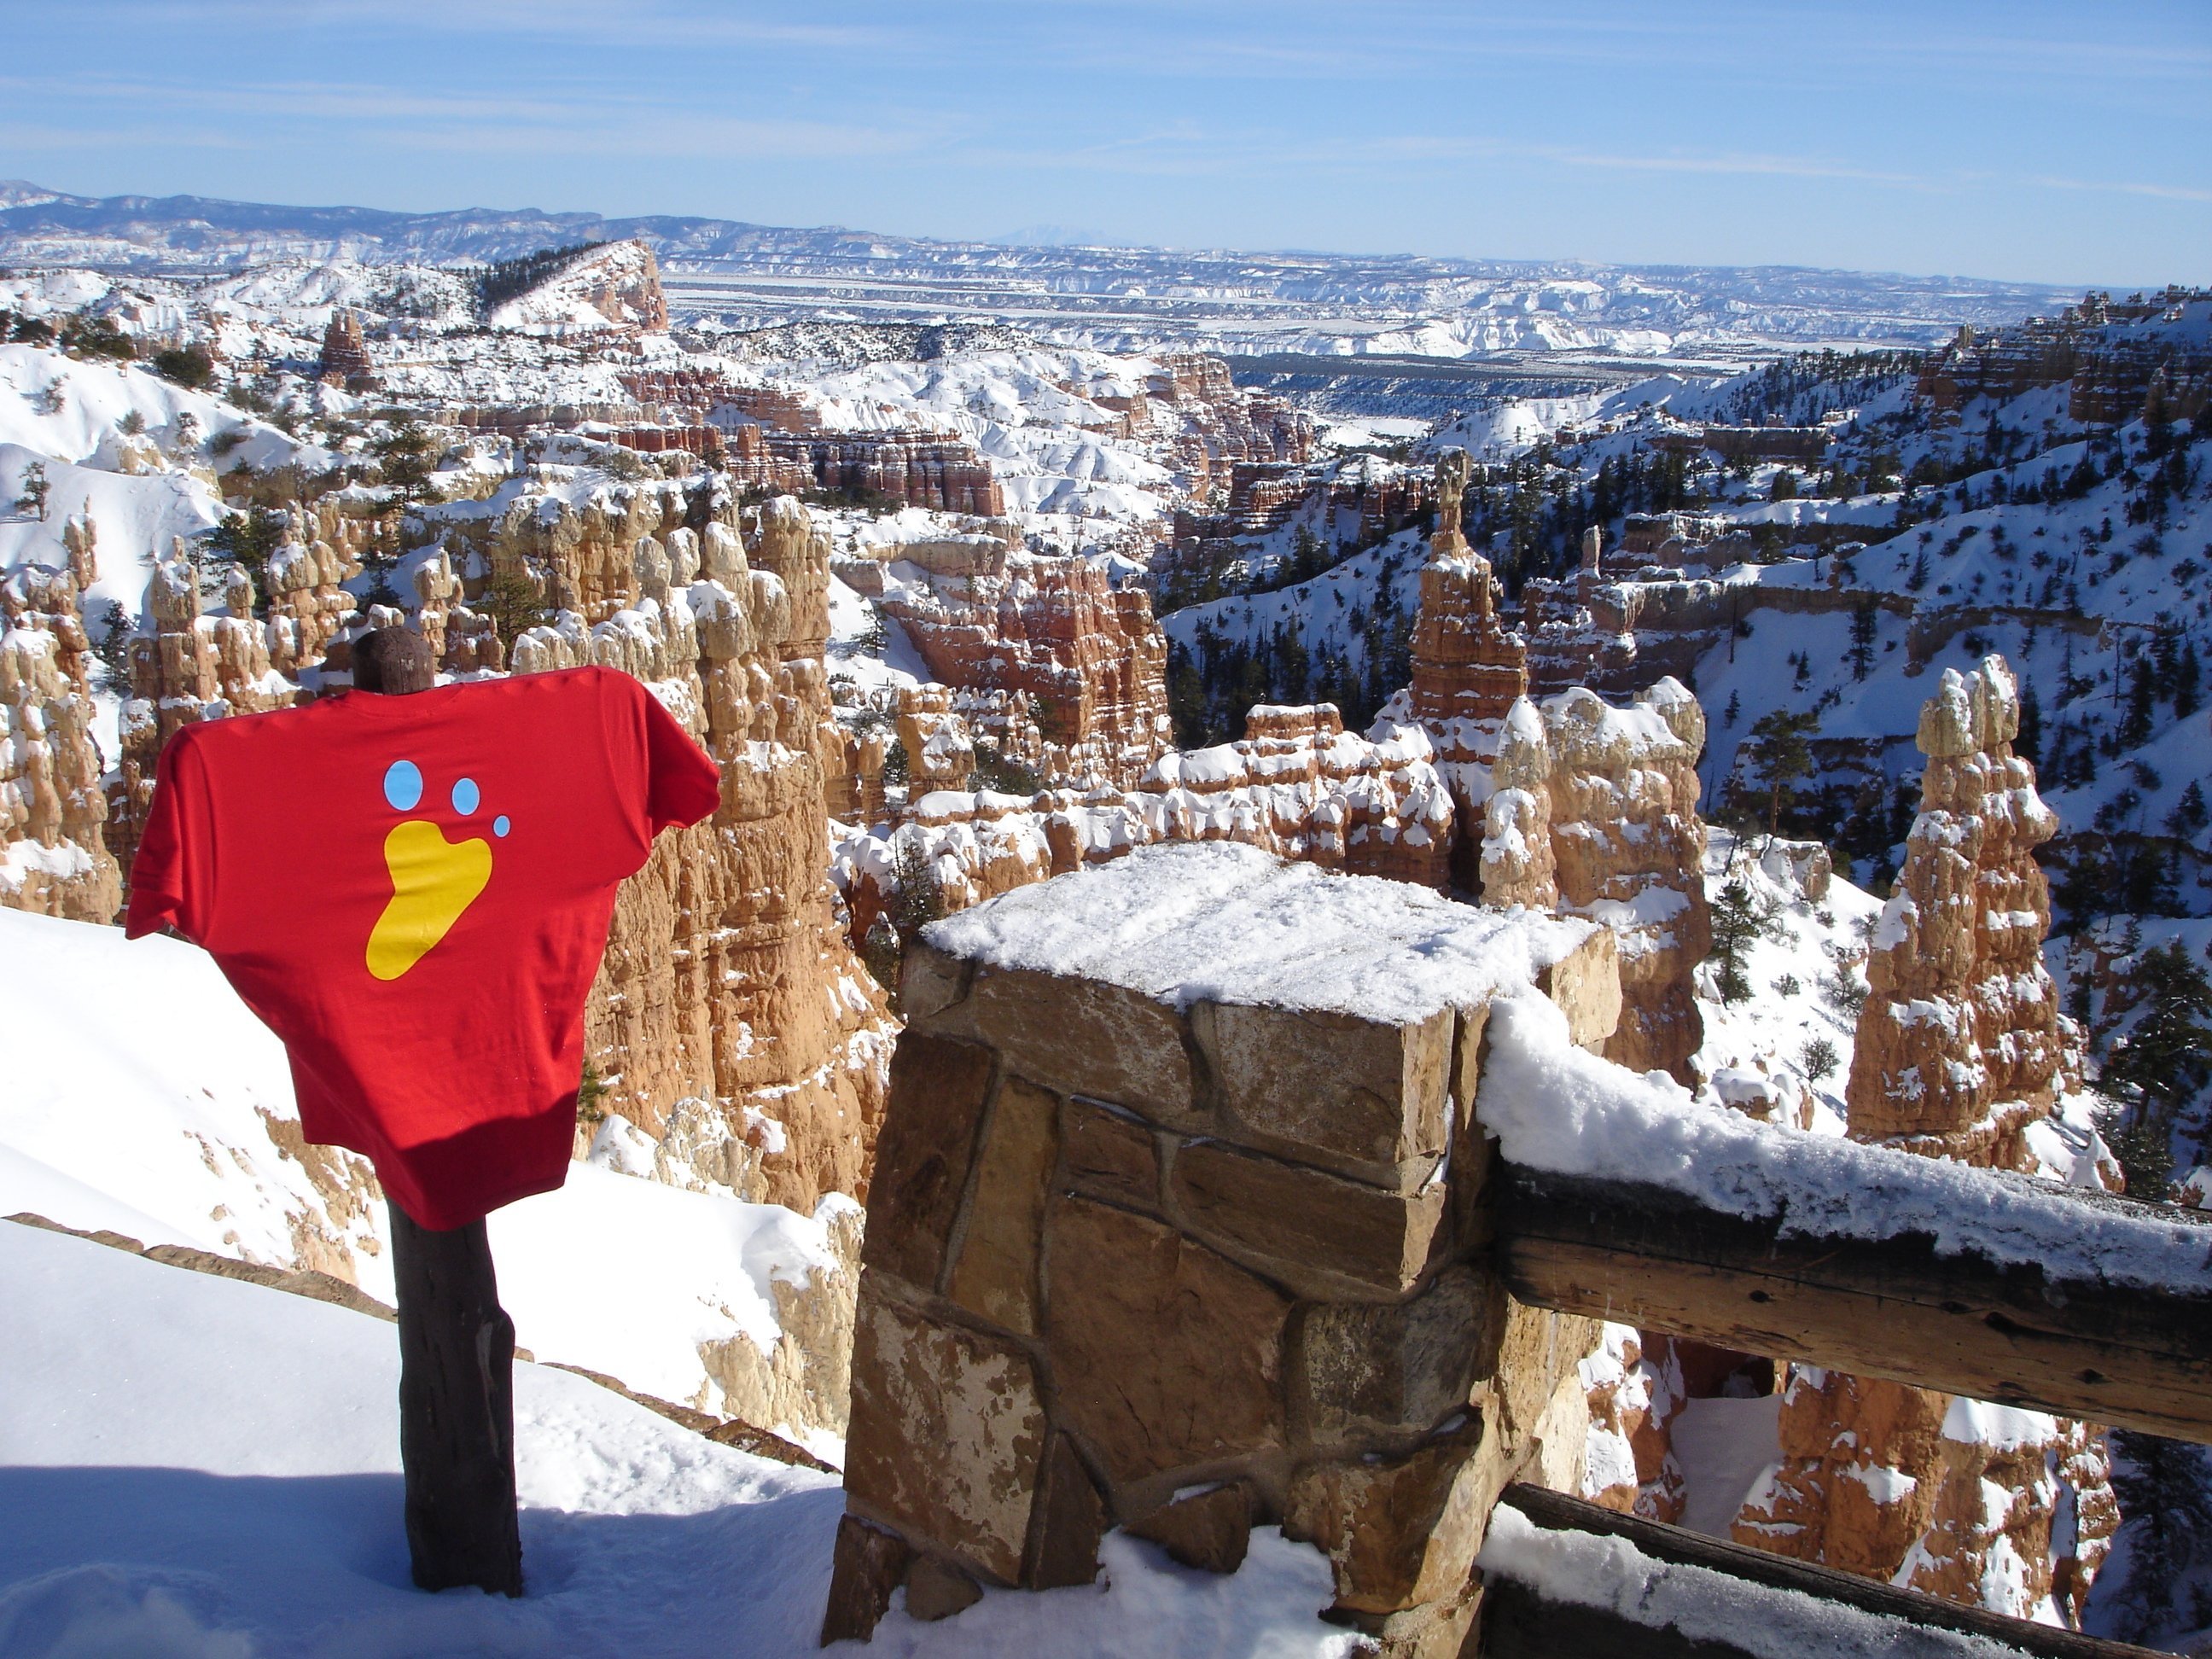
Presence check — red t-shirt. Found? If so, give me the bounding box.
[125,666,722,1230]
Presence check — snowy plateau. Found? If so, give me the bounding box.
[0,183,2206,1656]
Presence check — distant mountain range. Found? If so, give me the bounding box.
[0,180,2087,364]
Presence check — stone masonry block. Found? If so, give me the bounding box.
[1291,1266,1499,1452]
[1449,1003,1496,1251]
[944,1075,1059,1336]
[819,1513,911,1645]
[1061,1097,1161,1212]
[1483,1302,1605,1447]
[1284,1410,1509,1615]
[1192,1000,1453,1184]
[1126,1480,1256,1575]
[903,1555,982,1622]
[971,966,1198,1127]
[862,1032,995,1291]
[1168,1140,1449,1301]
[1027,1433,1109,1589]
[844,1294,1048,1585]
[1044,1195,1291,1488]
[899,937,974,1030]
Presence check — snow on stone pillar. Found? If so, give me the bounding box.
[823,842,1616,1653]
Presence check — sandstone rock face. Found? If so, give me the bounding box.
[826,853,1609,1651]
[1469,681,1709,1081]
[110,547,300,874]
[0,548,123,923]
[316,307,376,389]
[1402,458,1531,897]
[766,431,1005,516]
[1732,1370,2113,1627]
[893,684,975,794]
[1579,1325,1685,1523]
[881,551,1172,787]
[1539,680,1710,1080]
[1847,655,2062,1166]
[488,490,895,1211]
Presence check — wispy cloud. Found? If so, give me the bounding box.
[0,72,949,163]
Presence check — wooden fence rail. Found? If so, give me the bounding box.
[1497,1165,2212,1444]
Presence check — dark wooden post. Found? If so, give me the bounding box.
[356,626,525,1598]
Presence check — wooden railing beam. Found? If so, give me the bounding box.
[1496,1166,2212,1443]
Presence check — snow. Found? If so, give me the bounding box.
[1670,1395,1784,1537]
[1476,989,2212,1294]
[1475,1505,2039,1659]
[923,841,1592,1023]
[0,1218,1356,1657]
[0,907,849,1423]
[1941,1399,2056,1453]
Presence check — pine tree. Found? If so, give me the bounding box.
[91,601,132,693]
[2167,782,2209,840]
[1708,878,1778,1006]
[2097,940,2212,1194]
[201,504,288,613]
[1745,708,1820,839]
[11,460,50,521]
[889,835,946,939]
[2098,1430,2212,1645]
[476,570,550,647]
[1848,602,1877,680]
[2175,642,2202,719]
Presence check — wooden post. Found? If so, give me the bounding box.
[356,626,524,1598]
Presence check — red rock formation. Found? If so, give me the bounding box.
[894,684,976,793]
[881,552,1173,788]
[1847,655,2063,1166]
[764,431,1004,516]
[316,308,376,390]
[482,490,894,1210]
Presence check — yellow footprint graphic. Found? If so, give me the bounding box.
[366,819,492,981]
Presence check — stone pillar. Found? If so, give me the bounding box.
[824,843,1614,1654]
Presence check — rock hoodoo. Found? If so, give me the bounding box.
[0,536,124,922]
[1731,655,2115,1623]
[1472,681,1710,1081]
[1845,655,2066,1166]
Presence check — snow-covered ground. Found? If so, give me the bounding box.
[0,908,853,1440]
[0,1218,1353,1658]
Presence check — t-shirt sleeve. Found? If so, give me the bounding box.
[124,729,216,943]
[625,674,722,837]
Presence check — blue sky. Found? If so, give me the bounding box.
[3,1,2206,285]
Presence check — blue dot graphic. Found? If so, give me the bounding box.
[383,760,422,812]
[452,777,480,816]
[493,816,511,838]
